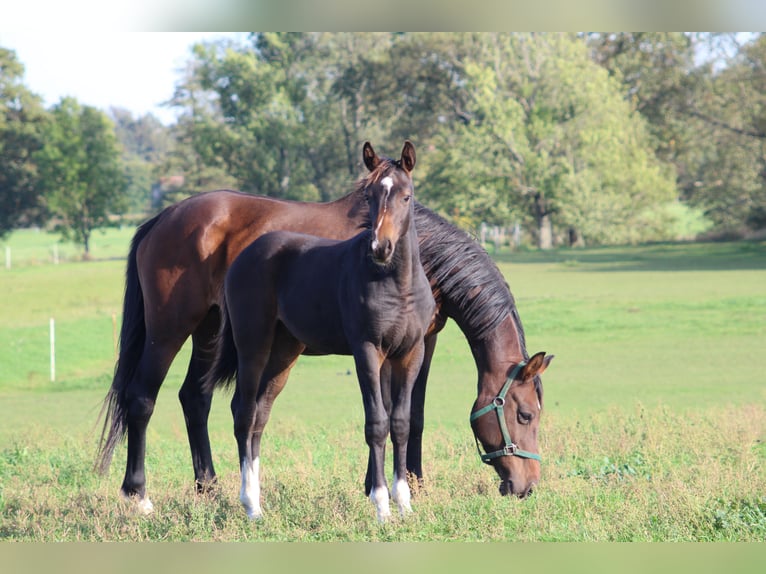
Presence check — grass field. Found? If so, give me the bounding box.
[0,228,764,541]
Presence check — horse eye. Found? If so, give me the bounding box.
[403,194,412,202]
[517,410,533,425]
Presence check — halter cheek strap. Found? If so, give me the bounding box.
[469,362,542,463]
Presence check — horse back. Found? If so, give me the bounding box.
[134,190,367,334]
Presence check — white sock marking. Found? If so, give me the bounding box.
[391,473,412,516]
[240,456,262,520]
[120,490,154,515]
[369,485,392,522]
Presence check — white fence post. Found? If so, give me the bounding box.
[50,318,56,382]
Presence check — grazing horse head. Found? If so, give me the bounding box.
[470,351,553,498]
[361,140,417,265]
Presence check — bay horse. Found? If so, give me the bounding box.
[206,141,434,521]
[96,144,553,515]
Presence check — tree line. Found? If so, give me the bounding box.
[2,32,766,252]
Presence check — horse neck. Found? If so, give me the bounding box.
[391,213,423,285]
[469,313,528,399]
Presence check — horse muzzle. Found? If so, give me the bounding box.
[371,237,394,264]
[499,479,536,499]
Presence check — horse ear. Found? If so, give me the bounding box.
[401,140,416,173]
[363,142,380,172]
[520,352,553,380]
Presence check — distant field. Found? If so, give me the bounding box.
[1,226,137,267]
[0,228,764,541]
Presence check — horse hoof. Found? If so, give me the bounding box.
[120,491,154,515]
[376,508,392,523]
[195,478,219,496]
[246,509,263,521]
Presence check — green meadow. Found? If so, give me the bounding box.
[0,228,764,541]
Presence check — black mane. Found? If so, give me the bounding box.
[413,203,527,353]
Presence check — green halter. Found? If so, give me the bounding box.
[469,362,542,463]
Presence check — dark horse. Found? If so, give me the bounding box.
[96,144,553,515]
[206,141,434,521]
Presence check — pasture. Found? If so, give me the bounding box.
[0,227,764,541]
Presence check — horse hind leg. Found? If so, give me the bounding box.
[242,327,304,521]
[178,307,221,494]
[121,337,184,514]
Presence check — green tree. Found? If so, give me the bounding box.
[110,108,172,213]
[420,33,677,247]
[35,97,128,256]
[166,33,459,205]
[167,34,318,202]
[587,33,697,164]
[0,47,48,237]
[680,34,766,231]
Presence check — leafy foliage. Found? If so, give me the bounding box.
[33,98,128,255]
[0,48,49,237]
[4,34,766,246]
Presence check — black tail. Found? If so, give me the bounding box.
[94,213,161,474]
[202,288,239,394]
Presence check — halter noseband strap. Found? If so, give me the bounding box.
[469,362,542,464]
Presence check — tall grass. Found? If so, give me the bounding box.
[0,403,763,541]
[0,233,764,540]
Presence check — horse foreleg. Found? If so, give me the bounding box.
[365,360,392,494]
[406,333,437,486]
[390,344,425,517]
[354,344,390,522]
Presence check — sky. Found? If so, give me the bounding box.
[0,32,243,124]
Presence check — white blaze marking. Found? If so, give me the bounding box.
[369,485,392,522]
[240,456,262,520]
[391,472,413,516]
[373,176,395,249]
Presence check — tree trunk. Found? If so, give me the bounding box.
[538,213,553,250]
[534,192,553,250]
[82,230,92,261]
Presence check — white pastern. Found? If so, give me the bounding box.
[240,456,263,520]
[391,473,413,516]
[135,496,155,515]
[369,485,392,522]
[120,491,154,515]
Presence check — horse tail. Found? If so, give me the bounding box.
[203,288,239,393]
[94,213,161,475]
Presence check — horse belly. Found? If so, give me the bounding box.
[277,289,351,356]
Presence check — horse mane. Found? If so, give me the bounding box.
[413,203,527,352]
